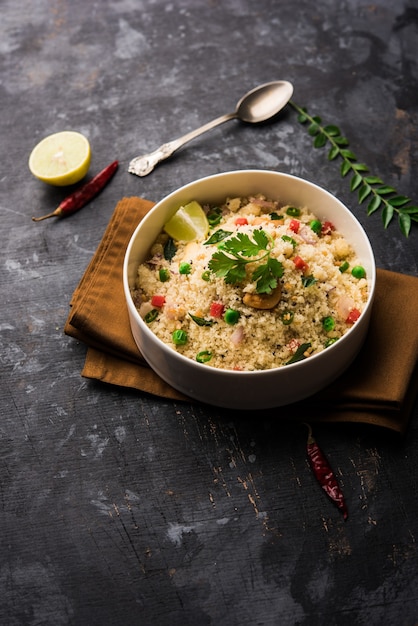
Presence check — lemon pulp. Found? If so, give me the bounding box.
[164,201,209,241]
[28,131,91,186]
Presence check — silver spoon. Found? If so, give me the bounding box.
[128,80,294,177]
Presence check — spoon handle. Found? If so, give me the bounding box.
[128,111,236,177]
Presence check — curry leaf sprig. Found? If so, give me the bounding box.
[289,101,418,237]
[207,230,284,294]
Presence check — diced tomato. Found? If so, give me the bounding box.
[321,221,335,236]
[293,255,309,272]
[346,308,361,324]
[289,219,300,233]
[210,302,225,318]
[235,217,248,226]
[151,294,166,308]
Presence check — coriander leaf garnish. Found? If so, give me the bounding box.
[209,251,248,284]
[208,229,283,293]
[219,231,266,257]
[289,101,418,237]
[252,257,284,294]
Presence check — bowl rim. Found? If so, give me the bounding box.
[123,169,376,377]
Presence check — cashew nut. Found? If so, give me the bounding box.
[243,283,282,310]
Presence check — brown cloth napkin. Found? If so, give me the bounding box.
[64,197,418,434]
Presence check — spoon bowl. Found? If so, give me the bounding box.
[235,80,294,123]
[129,80,294,176]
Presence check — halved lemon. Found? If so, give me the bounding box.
[28,131,91,186]
[163,200,209,241]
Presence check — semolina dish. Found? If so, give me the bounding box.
[131,195,368,371]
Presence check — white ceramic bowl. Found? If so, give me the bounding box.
[123,170,375,410]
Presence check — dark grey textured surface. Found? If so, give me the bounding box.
[1,1,418,624]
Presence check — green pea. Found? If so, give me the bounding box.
[351,265,366,279]
[196,350,212,363]
[172,329,188,345]
[224,308,240,325]
[159,268,170,282]
[144,309,158,324]
[179,262,191,275]
[322,316,335,332]
[310,219,322,235]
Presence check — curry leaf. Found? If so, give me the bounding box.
[341,161,351,177]
[286,343,312,365]
[350,173,362,191]
[340,149,356,160]
[388,195,411,207]
[358,184,372,203]
[398,213,411,237]
[382,204,394,228]
[204,229,232,245]
[289,100,417,237]
[314,133,328,148]
[328,146,340,160]
[367,196,382,215]
[188,313,214,327]
[323,125,340,136]
[398,205,418,214]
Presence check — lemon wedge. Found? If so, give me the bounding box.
[164,200,209,241]
[28,131,91,186]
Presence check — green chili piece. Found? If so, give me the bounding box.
[286,206,301,217]
[196,350,213,363]
[325,337,339,348]
[351,265,366,279]
[159,268,170,282]
[201,270,211,281]
[224,308,240,325]
[322,316,335,332]
[339,261,349,273]
[281,310,294,325]
[270,212,283,220]
[144,309,158,323]
[172,329,188,345]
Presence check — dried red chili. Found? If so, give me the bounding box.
[304,423,348,520]
[32,160,119,222]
